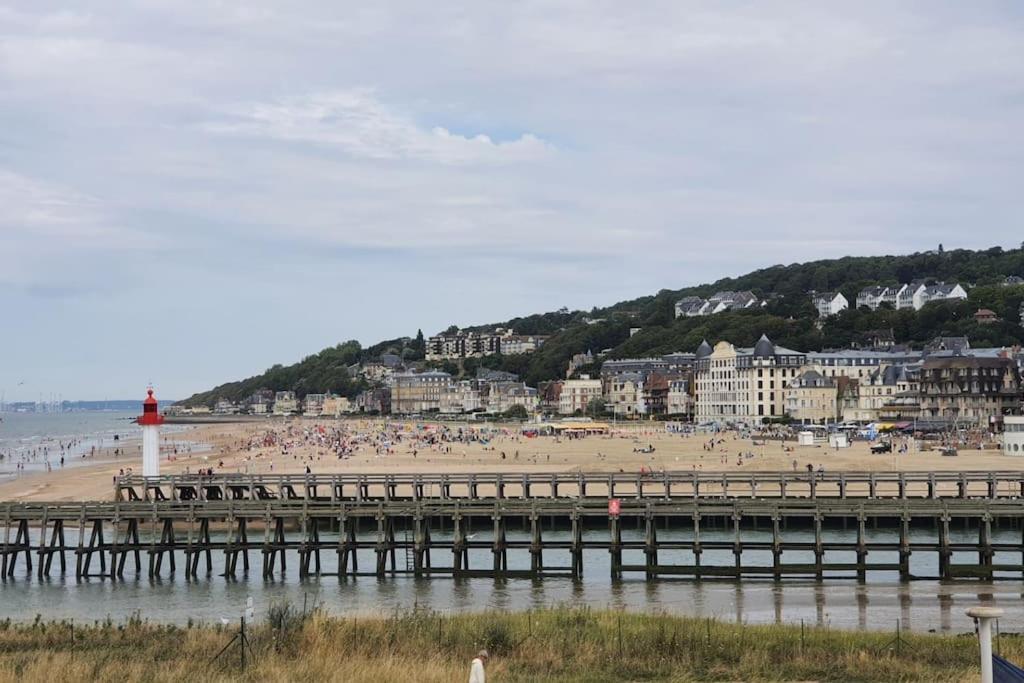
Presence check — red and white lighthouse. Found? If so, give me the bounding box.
[136,388,165,478]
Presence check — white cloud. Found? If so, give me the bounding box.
[0,169,160,286]
[0,170,107,239]
[203,90,552,164]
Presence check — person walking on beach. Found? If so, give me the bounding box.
[469,649,488,683]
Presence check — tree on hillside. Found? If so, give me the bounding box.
[410,329,426,360]
[504,404,529,420]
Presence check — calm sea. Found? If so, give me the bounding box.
[0,411,197,480]
[0,410,139,446]
[0,525,1020,633]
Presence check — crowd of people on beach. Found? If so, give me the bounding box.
[0,437,82,474]
[3,415,1013,492]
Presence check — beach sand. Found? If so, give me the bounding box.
[0,418,1017,502]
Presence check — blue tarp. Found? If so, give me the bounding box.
[994,654,1024,682]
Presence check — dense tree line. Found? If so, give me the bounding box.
[601,245,1024,324]
[179,335,427,407]
[181,247,1024,407]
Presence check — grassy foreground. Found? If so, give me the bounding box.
[0,606,1005,682]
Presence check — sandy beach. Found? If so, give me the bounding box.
[0,418,1019,503]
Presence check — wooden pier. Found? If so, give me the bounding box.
[117,470,1024,503]
[4,497,1024,583]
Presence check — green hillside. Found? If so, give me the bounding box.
[180,246,1024,406]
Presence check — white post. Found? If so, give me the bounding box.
[966,606,1003,683]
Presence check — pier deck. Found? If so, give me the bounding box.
[4,497,1024,583]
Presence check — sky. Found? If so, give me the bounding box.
[1,1,1023,402]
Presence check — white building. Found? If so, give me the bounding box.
[214,399,238,415]
[487,382,539,414]
[391,371,453,414]
[606,372,644,418]
[674,291,761,318]
[856,286,896,311]
[896,281,927,310]
[918,283,968,309]
[859,280,967,311]
[303,393,325,416]
[674,296,708,317]
[1003,416,1024,456]
[694,336,806,424]
[273,391,298,415]
[805,349,923,381]
[559,376,603,415]
[811,292,848,318]
[320,395,352,416]
[499,335,549,355]
[440,381,483,414]
[666,379,692,416]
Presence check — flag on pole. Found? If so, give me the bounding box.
[994,654,1024,682]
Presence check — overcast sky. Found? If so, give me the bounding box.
[1,2,1022,402]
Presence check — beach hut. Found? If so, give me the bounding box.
[828,433,849,448]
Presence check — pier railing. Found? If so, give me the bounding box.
[115,470,1024,503]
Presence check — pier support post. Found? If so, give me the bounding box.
[261,513,273,578]
[109,518,121,579]
[74,511,86,580]
[38,518,66,578]
[300,515,321,577]
[609,515,622,580]
[35,512,48,579]
[644,506,657,579]
[413,514,426,577]
[771,514,781,581]
[732,512,743,576]
[813,514,824,580]
[898,514,911,580]
[1,513,9,578]
[84,518,107,578]
[452,514,467,575]
[856,513,867,582]
[530,510,543,576]
[693,510,703,580]
[979,515,993,580]
[337,514,357,577]
[492,510,507,576]
[374,511,395,578]
[224,517,249,577]
[570,509,583,580]
[6,519,31,577]
[939,515,951,580]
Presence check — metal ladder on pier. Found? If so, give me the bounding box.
[403,530,414,572]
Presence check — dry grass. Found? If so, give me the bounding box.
[0,606,1006,682]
